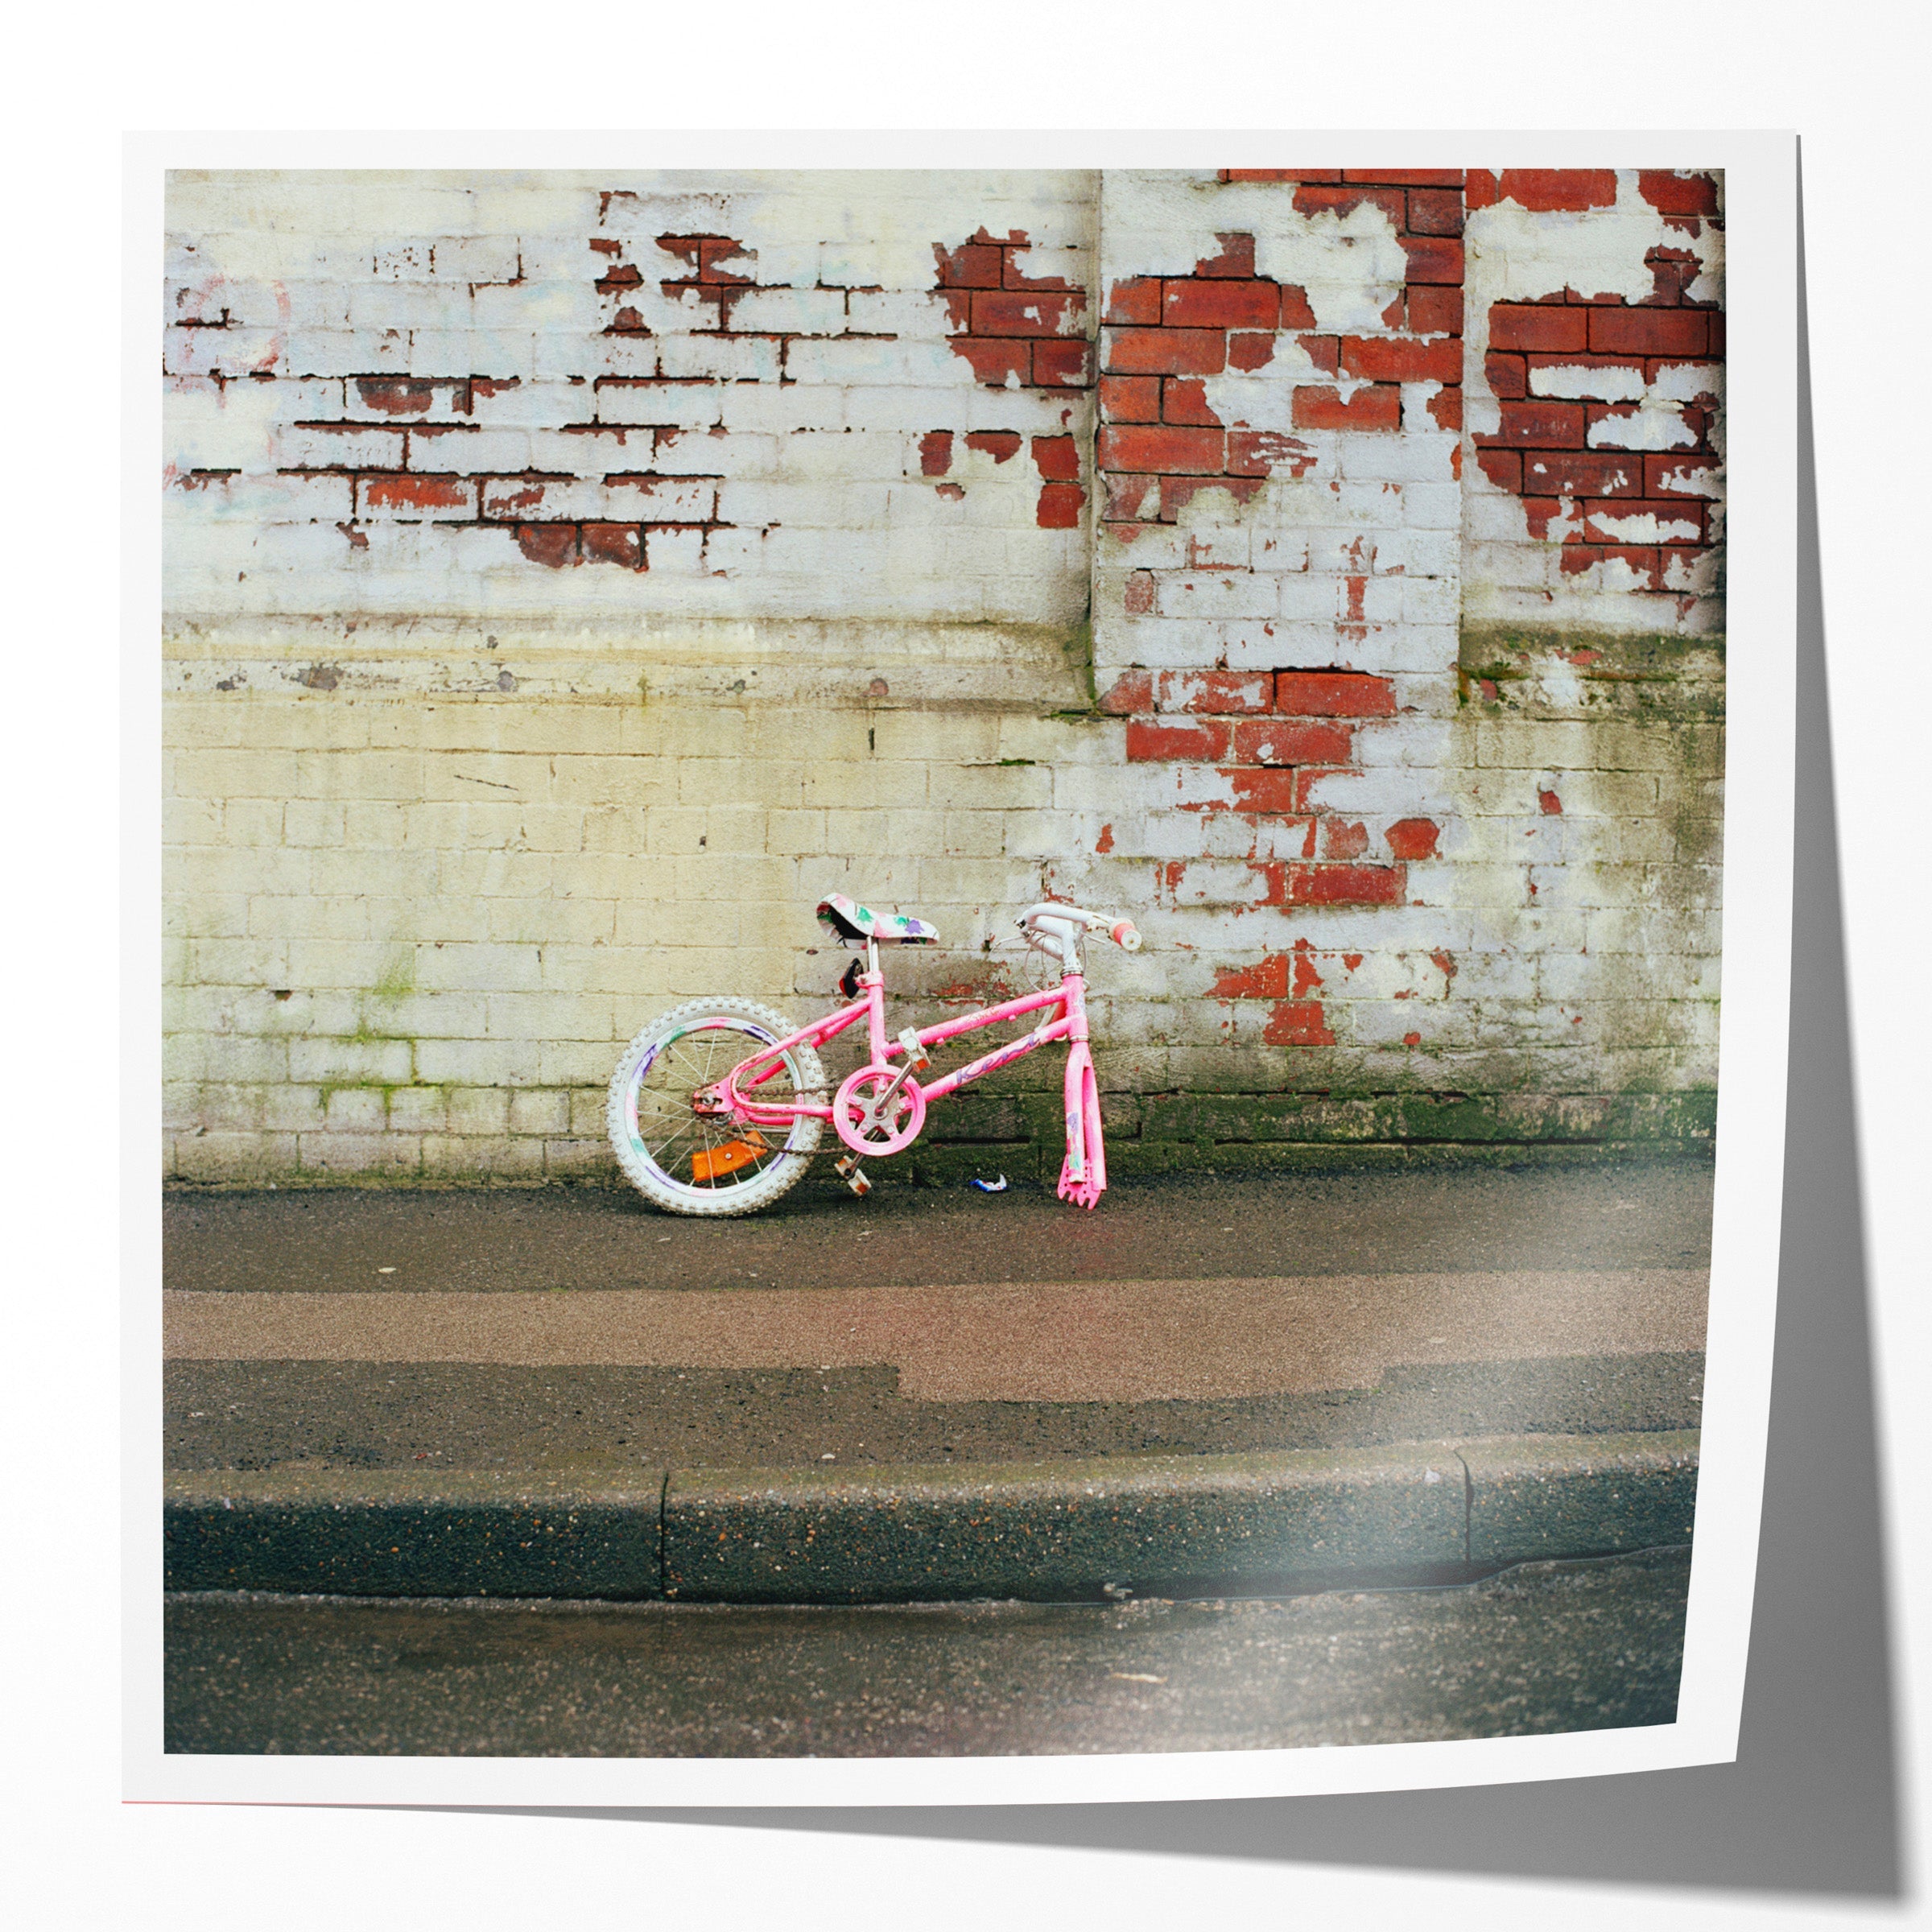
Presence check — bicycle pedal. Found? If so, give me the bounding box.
[897,1027,931,1072]
[840,1162,872,1196]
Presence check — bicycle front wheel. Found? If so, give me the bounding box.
[605,997,825,1216]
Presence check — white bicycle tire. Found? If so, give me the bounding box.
[605,997,825,1217]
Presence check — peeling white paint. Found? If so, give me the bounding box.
[1591,511,1702,544]
[1529,362,1648,402]
[1587,403,1699,452]
[1463,171,1724,369]
[1653,462,1725,500]
[1102,174,1409,334]
[1663,548,1722,593]
[1565,553,1656,594]
[1649,360,1725,405]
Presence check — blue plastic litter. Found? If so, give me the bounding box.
[971,1174,1009,1193]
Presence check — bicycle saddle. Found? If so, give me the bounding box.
[815,893,939,946]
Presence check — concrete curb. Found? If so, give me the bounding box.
[163,1430,1698,1604]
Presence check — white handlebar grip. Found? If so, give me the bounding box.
[1112,921,1142,952]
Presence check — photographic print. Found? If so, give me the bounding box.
[141,142,1794,1801]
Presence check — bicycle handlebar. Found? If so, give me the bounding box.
[1015,903,1144,952]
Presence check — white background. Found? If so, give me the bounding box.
[9,2,1924,1923]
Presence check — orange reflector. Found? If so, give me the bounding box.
[692,1132,769,1182]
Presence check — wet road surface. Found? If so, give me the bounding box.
[165,1546,1688,1757]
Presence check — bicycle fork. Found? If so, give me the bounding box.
[1057,974,1106,1210]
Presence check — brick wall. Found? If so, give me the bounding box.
[163,167,1724,1183]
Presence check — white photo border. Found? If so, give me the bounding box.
[124,125,1796,1808]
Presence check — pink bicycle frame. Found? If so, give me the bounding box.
[719,964,1107,1207]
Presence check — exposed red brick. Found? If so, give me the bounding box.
[933,241,1005,288]
[1558,544,1659,583]
[1104,277,1163,325]
[966,430,1022,463]
[1344,169,1463,187]
[1226,429,1317,478]
[1275,670,1397,716]
[1522,451,1644,496]
[1385,818,1439,860]
[1097,671,1154,714]
[1035,481,1084,528]
[1408,286,1463,336]
[1278,286,1318,328]
[515,524,578,567]
[1097,424,1226,474]
[654,234,704,271]
[1123,568,1156,613]
[1483,399,1587,448]
[1099,374,1161,422]
[1403,1030,1422,1047]
[1475,448,1521,491]
[1292,184,1406,226]
[1295,334,1340,373]
[950,337,1032,386]
[1160,670,1276,714]
[1126,717,1230,762]
[1589,308,1708,357]
[1538,788,1563,815]
[1194,233,1257,278]
[1105,328,1227,377]
[1644,250,1700,306]
[1708,312,1726,356]
[1427,389,1462,430]
[1639,170,1720,217]
[1496,170,1619,213]
[1407,188,1464,236]
[1645,454,1721,495]
[589,237,622,255]
[1340,336,1463,383]
[1213,954,1290,999]
[1162,377,1220,426]
[1323,819,1369,859]
[1032,340,1092,388]
[1216,332,1269,374]
[1465,169,1499,209]
[698,237,754,283]
[1221,768,1304,815]
[1162,279,1281,331]
[1490,304,1589,353]
[1401,237,1464,284]
[972,290,1081,337]
[919,430,954,477]
[1292,386,1402,431]
[1265,1000,1335,1046]
[1030,434,1080,481]
[1105,474,1157,522]
[582,522,643,568]
[1232,718,1356,766]
[1221,169,1340,183]
[1290,863,1404,904]
[355,378,438,415]
[363,474,470,510]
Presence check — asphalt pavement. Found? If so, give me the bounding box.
[164,1164,1710,1472]
[163,1546,1689,1756]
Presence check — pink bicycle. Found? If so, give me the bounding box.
[605,894,1143,1216]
